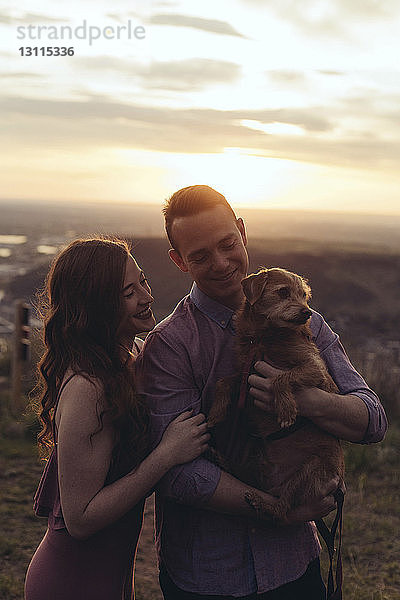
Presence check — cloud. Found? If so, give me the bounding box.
[333,0,399,19]
[148,13,246,38]
[0,95,332,132]
[76,56,241,91]
[139,58,241,91]
[0,94,398,171]
[267,70,307,85]
[228,108,332,133]
[318,70,344,77]
[242,0,399,37]
[0,11,69,24]
[244,0,398,18]
[1,72,43,79]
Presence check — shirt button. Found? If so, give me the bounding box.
[221,320,225,325]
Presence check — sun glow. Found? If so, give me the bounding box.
[158,148,304,208]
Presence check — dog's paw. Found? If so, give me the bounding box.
[279,417,296,429]
[277,408,297,429]
[273,387,297,429]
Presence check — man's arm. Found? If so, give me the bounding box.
[136,325,340,522]
[206,470,340,524]
[250,369,369,442]
[248,311,388,443]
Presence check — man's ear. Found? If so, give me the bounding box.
[236,217,247,247]
[169,248,189,273]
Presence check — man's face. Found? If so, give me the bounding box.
[169,205,249,308]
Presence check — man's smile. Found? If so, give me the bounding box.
[210,268,238,282]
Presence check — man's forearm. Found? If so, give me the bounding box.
[205,470,341,525]
[296,388,369,442]
[205,470,277,518]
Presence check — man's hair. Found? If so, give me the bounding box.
[163,185,237,250]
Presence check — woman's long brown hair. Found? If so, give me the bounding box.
[36,237,149,475]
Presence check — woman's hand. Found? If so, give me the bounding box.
[159,411,210,467]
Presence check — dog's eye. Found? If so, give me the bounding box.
[277,287,290,299]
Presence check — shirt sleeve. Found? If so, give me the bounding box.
[135,328,221,506]
[310,311,388,444]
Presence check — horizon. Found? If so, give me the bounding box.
[2,197,400,220]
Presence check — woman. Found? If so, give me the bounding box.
[25,237,209,600]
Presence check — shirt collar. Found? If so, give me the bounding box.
[190,282,234,329]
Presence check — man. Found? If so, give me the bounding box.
[136,185,387,600]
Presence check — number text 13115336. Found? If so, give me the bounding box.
[19,47,75,56]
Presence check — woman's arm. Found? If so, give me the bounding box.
[56,376,209,540]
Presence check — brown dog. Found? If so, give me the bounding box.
[207,267,345,524]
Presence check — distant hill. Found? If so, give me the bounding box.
[6,237,400,349]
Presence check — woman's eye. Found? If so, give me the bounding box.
[124,291,134,298]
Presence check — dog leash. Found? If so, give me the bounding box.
[223,348,257,459]
[238,346,257,410]
[316,488,344,600]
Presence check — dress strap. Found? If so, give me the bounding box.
[52,373,77,442]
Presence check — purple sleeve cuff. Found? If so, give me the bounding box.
[158,458,222,506]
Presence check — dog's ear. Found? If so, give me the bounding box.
[241,270,269,305]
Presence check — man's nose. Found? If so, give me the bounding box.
[211,252,230,272]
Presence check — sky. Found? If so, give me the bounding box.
[1,0,400,214]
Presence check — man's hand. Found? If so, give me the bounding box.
[249,360,369,441]
[285,477,346,525]
[248,360,284,413]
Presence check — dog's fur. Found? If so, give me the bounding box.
[207,267,344,523]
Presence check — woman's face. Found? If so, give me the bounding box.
[119,255,155,339]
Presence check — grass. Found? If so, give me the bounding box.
[0,397,399,599]
[320,427,400,600]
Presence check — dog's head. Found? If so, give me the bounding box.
[241,268,312,328]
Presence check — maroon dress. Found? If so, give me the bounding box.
[25,381,145,600]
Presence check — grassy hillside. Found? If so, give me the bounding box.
[0,420,398,600]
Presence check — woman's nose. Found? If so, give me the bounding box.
[139,284,154,304]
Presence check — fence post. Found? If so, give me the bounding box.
[11,300,30,416]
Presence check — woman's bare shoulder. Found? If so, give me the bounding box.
[61,372,104,400]
[56,373,108,430]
